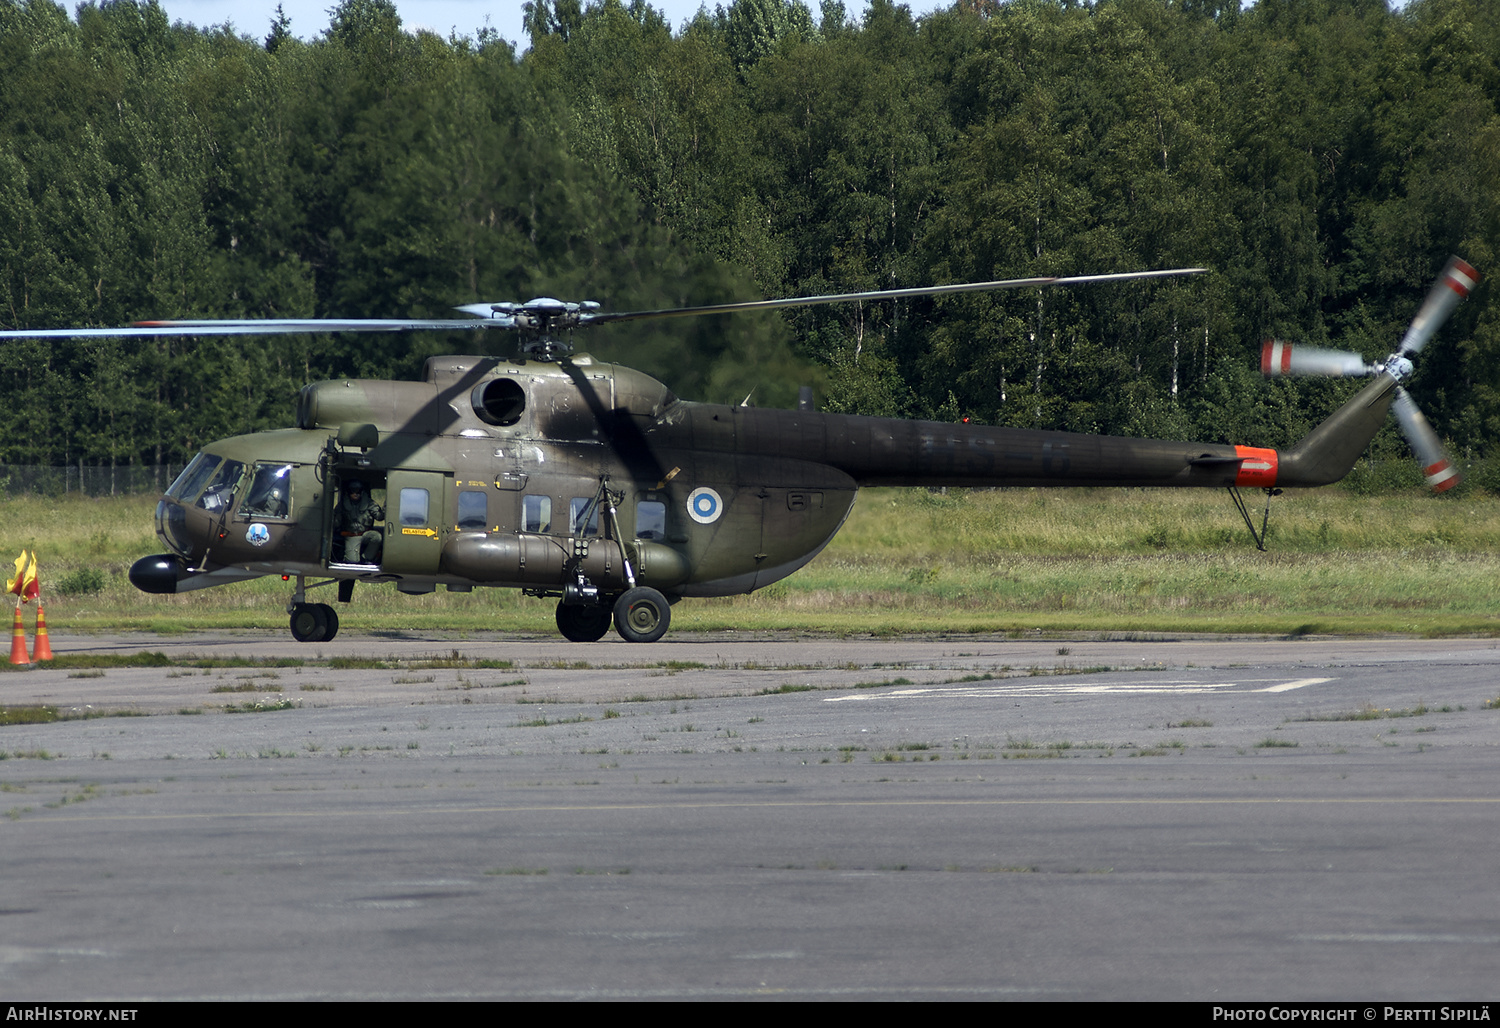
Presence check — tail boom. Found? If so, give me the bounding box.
[708,374,1397,491]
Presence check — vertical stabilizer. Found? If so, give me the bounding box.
[1276,375,1398,487]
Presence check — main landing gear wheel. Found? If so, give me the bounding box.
[612,586,671,644]
[556,601,612,643]
[290,602,339,643]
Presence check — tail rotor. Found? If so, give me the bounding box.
[1260,256,1479,493]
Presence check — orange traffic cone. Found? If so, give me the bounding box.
[31,603,52,662]
[9,606,28,665]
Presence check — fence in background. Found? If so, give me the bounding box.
[0,465,187,498]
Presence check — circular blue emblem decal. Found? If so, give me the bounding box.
[686,487,723,525]
[246,523,271,547]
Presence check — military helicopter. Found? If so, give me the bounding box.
[0,259,1477,644]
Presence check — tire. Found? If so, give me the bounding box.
[556,601,611,643]
[319,603,340,642]
[612,586,671,643]
[290,602,329,643]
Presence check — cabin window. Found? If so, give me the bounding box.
[399,487,430,527]
[522,495,551,533]
[456,490,487,531]
[240,464,294,518]
[196,459,244,513]
[569,497,600,538]
[636,500,666,540]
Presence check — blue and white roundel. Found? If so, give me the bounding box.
[245,523,271,547]
[686,487,723,525]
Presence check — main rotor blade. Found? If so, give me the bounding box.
[0,268,1203,339]
[1261,340,1373,377]
[1392,386,1461,493]
[0,317,511,340]
[581,268,1207,326]
[1396,256,1480,357]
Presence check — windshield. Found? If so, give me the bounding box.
[165,453,219,503]
[196,459,244,514]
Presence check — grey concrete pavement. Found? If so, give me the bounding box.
[3,633,1499,1000]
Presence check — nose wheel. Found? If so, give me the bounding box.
[290,602,339,642]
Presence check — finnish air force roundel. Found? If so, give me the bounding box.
[686,487,723,524]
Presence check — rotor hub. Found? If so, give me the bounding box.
[488,298,600,360]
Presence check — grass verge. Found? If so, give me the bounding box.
[5,488,1500,637]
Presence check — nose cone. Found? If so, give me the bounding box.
[129,554,186,594]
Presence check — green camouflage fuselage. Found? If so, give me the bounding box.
[148,353,1396,600]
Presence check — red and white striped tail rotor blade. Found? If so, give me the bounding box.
[1397,256,1481,357]
[1260,340,1372,378]
[1392,387,1461,493]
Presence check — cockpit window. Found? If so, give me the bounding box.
[196,459,244,513]
[166,453,219,503]
[239,464,294,519]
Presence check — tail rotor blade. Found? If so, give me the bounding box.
[1396,256,1481,357]
[1392,386,1461,493]
[1261,340,1373,378]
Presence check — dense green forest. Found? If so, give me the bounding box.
[0,0,1495,478]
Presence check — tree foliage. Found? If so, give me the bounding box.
[0,0,1494,472]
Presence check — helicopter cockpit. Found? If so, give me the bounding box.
[153,445,327,569]
[157,452,244,558]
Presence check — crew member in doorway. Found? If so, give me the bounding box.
[334,479,384,564]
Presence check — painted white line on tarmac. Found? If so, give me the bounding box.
[826,680,1236,701]
[1256,677,1333,692]
[826,676,1334,701]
